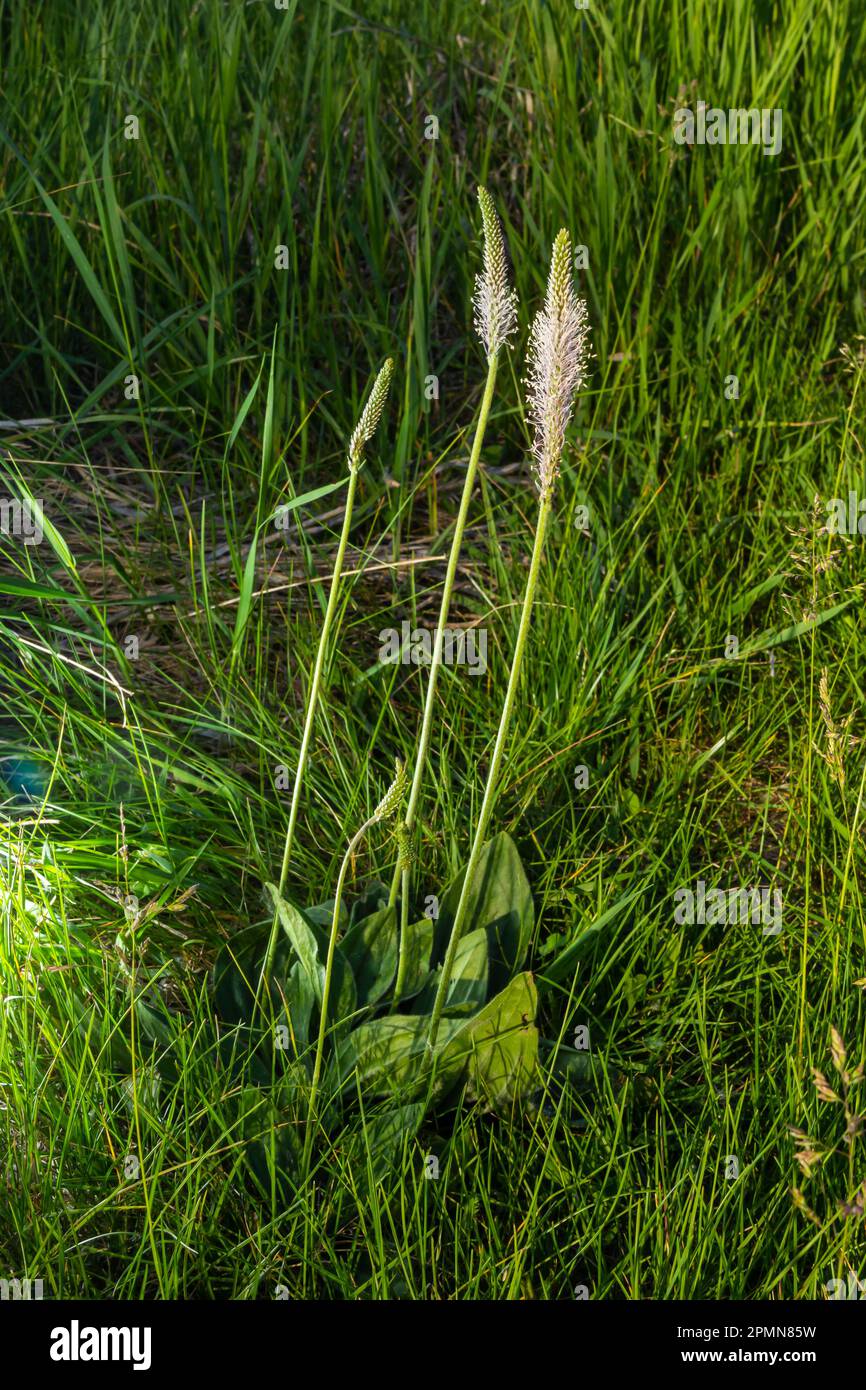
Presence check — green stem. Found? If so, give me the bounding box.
[260,467,360,990]
[392,864,411,1009]
[388,349,500,909]
[427,492,552,1052]
[303,819,370,1171]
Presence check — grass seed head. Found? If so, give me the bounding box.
[473,186,518,357]
[525,228,591,500]
[348,357,394,472]
[817,667,854,789]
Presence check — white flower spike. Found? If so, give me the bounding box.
[525,229,591,499]
[473,186,518,357]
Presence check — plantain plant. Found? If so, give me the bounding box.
[118,191,593,1190]
[387,186,517,912]
[259,357,394,989]
[428,228,591,1050]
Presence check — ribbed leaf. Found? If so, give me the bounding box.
[341,904,398,1007]
[434,832,534,991]
[437,971,538,1106]
[412,925,488,1016]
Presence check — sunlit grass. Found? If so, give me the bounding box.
[1,0,866,1298]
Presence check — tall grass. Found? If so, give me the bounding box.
[1,0,866,1298]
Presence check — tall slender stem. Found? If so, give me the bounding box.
[388,348,500,908]
[260,467,359,987]
[427,494,552,1051]
[303,819,370,1169]
[260,357,393,990]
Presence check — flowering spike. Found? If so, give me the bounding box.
[395,820,415,872]
[524,229,592,499]
[473,186,518,357]
[348,357,394,472]
[372,758,406,824]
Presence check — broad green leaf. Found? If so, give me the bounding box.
[412,925,488,1016]
[285,960,315,1049]
[334,1015,428,1096]
[341,904,398,1007]
[212,923,314,1057]
[133,998,179,1051]
[435,832,533,991]
[305,897,347,931]
[392,916,434,1005]
[540,1040,594,1087]
[303,911,358,1039]
[348,880,390,928]
[440,924,488,1012]
[266,883,322,1003]
[334,1014,462,1099]
[437,971,538,1107]
[213,924,279,1025]
[233,1080,303,1195]
[216,902,356,1047]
